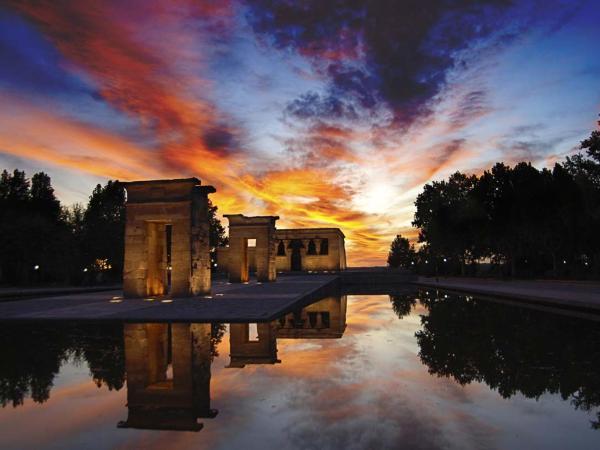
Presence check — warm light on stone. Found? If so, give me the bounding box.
[224,214,279,283]
[122,178,215,298]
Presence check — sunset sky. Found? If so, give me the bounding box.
[1,0,599,265]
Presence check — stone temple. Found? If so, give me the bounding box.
[122,178,215,298]
[121,177,347,297]
[223,214,279,283]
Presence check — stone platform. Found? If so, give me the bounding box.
[0,275,338,322]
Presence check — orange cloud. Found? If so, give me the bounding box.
[0,94,169,180]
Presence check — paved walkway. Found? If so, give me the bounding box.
[0,275,338,322]
[0,285,122,301]
[414,277,600,311]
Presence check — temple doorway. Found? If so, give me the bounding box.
[146,222,170,296]
[289,239,303,271]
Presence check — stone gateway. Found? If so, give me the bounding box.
[223,214,279,283]
[122,178,215,298]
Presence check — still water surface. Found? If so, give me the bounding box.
[0,289,599,449]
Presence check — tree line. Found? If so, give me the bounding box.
[388,119,600,279]
[0,172,227,286]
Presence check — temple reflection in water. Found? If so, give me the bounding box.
[118,295,347,430]
[227,295,347,368]
[118,323,217,431]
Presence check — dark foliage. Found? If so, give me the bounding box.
[0,323,125,407]
[415,290,600,429]
[410,121,600,279]
[208,200,228,268]
[387,234,416,269]
[80,180,126,282]
[389,293,417,319]
[0,169,73,284]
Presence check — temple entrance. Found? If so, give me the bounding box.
[289,239,303,271]
[146,222,168,296]
[224,215,279,283]
[123,178,215,298]
[145,222,173,296]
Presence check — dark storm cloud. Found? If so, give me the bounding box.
[202,126,238,154]
[285,91,359,121]
[246,0,513,128]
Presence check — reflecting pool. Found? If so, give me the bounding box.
[1,290,599,449]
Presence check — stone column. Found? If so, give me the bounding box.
[170,217,191,297]
[227,236,249,283]
[123,213,148,298]
[190,186,216,295]
[256,225,277,282]
[190,323,217,418]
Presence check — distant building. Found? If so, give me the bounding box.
[217,227,346,274]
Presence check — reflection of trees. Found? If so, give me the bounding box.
[71,323,125,390]
[0,321,226,408]
[416,292,600,429]
[0,323,125,407]
[389,294,417,319]
[0,324,69,406]
[211,323,226,360]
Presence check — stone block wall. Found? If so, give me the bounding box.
[217,226,347,275]
[274,228,347,272]
[275,295,347,338]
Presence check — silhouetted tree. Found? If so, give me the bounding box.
[81,180,126,282]
[208,200,228,269]
[412,118,600,279]
[0,323,70,406]
[581,117,600,163]
[71,323,126,390]
[0,170,229,286]
[413,172,483,275]
[564,118,600,275]
[30,172,60,221]
[387,234,416,269]
[0,170,73,284]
